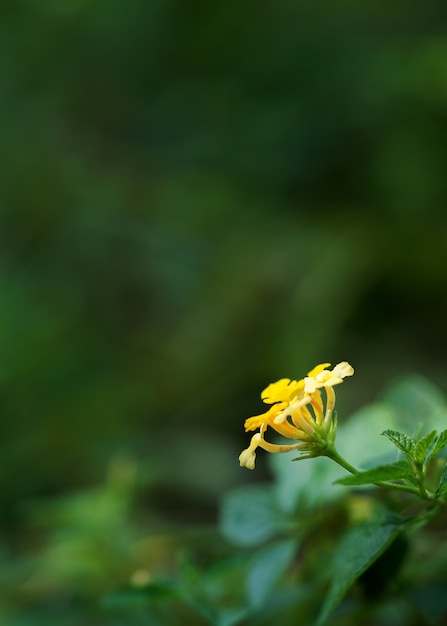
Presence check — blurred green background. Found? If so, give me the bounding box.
[2,1,447,623]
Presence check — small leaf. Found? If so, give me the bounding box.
[436,463,447,496]
[382,429,416,458]
[414,430,438,465]
[429,429,447,459]
[335,460,411,486]
[317,516,405,625]
[246,539,297,609]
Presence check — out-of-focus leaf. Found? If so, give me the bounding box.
[104,583,200,626]
[270,451,347,513]
[410,582,447,622]
[213,606,252,626]
[317,516,405,625]
[219,485,291,547]
[179,556,251,626]
[104,583,177,607]
[336,403,402,468]
[383,376,447,433]
[246,539,298,609]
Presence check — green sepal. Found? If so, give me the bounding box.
[335,460,410,486]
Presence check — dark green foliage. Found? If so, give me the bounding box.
[3,1,447,625]
[358,532,409,599]
[316,517,405,625]
[219,486,291,547]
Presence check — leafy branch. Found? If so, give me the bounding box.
[323,428,447,504]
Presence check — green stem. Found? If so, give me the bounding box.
[324,445,424,498]
[408,502,444,531]
[324,445,359,475]
[418,482,431,500]
[415,466,434,500]
[377,480,423,496]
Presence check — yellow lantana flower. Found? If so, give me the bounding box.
[304,361,354,394]
[239,361,354,469]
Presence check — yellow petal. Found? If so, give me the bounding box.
[239,446,257,469]
[306,363,331,378]
[244,402,287,431]
[304,361,354,393]
[332,362,354,379]
[261,378,303,404]
[316,372,343,386]
[239,431,264,469]
[304,376,319,393]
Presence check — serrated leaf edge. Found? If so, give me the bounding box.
[382,429,416,458]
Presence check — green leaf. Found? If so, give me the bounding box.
[411,582,447,622]
[382,429,416,458]
[103,584,180,626]
[246,539,298,609]
[317,516,405,625]
[219,485,290,547]
[414,430,438,465]
[383,375,446,431]
[104,583,177,608]
[429,429,447,459]
[436,463,447,496]
[337,403,401,467]
[335,460,410,486]
[179,556,252,626]
[211,606,252,626]
[270,452,347,513]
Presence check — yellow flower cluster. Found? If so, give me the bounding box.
[239,362,354,469]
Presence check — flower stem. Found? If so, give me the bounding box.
[324,445,359,475]
[324,445,425,498]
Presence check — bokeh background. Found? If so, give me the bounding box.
[2,1,447,623]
